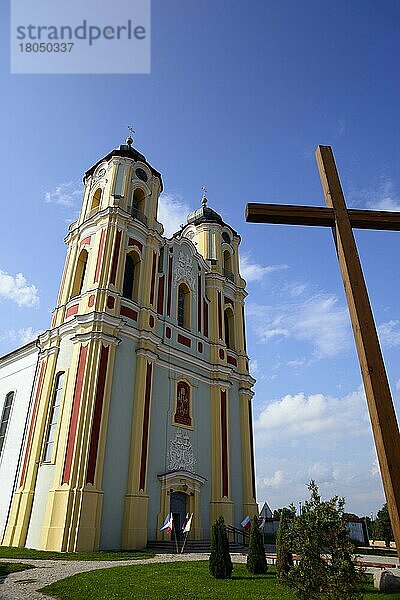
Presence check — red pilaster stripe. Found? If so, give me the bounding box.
[139,362,153,491]
[20,360,47,486]
[242,306,247,352]
[157,275,165,315]
[62,345,88,485]
[149,252,157,305]
[197,274,202,332]
[109,230,122,285]
[248,399,256,501]
[203,300,209,337]
[94,229,105,283]
[218,292,223,340]
[86,346,109,485]
[221,390,229,498]
[166,256,173,316]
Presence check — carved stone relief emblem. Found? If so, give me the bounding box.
[168,430,195,473]
[173,251,195,290]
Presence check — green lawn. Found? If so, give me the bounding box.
[0,546,153,561]
[0,561,34,578]
[41,561,400,600]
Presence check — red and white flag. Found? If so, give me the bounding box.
[160,513,174,533]
[183,513,193,534]
[241,515,251,531]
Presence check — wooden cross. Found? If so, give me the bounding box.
[246,145,400,560]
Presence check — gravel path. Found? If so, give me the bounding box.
[0,553,246,600]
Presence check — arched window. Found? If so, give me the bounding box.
[224,308,235,350]
[0,392,14,458]
[177,283,190,329]
[43,372,65,462]
[222,231,231,244]
[123,252,141,302]
[223,250,234,281]
[90,188,102,212]
[174,381,192,426]
[71,249,88,298]
[131,188,147,225]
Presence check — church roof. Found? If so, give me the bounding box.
[84,142,163,190]
[186,196,239,237]
[187,199,224,226]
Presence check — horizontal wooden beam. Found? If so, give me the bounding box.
[246,203,400,231]
[246,203,334,227]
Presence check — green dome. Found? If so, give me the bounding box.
[187,197,223,226]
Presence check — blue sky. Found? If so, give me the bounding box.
[1,0,400,517]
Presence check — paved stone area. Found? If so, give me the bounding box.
[1,551,398,600]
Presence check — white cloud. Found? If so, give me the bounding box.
[396,379,400,391]
[44,181,83,207]
[0,327,41,346]
[0,270,39,308]
[259,470,285,489]
[290,284,307,298]
[378,320,400,348]
[157,193,192,238]
[287,358,307,367]
[255,387,369,447]
[353,176,400,211]
[239,254,288,283]
[247,292,351,358]
[249,359,258,375]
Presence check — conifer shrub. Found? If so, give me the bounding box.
[246,515,268,574]
[276,507,294,583]
[209,516,233,579]
[287,481,364,600]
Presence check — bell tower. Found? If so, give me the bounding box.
[181,193,257,524]
[3,136,165,551]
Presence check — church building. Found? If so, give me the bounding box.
[0,137,257,551]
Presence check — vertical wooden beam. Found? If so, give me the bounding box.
[316,145,400,561]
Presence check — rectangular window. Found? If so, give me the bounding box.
[178,289,185,327]
[0,392,14,457]
[43,373,64,463]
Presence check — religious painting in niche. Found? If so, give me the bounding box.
[174,381,192,427]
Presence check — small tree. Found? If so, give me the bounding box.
[209,516,233,579]
[247,515,268,574]
[276,507,294,583]
[287,482,363,600]
[374,503,393,547]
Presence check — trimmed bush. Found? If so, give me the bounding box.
[276,507,294,583]
[247,515,268,574]
[209,516,233,579]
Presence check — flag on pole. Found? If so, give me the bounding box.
[160,513,174,533]
[183,513,193,534]
[182,513,190,531]
[241,515,251,531]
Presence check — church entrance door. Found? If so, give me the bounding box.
[170,491,186,541]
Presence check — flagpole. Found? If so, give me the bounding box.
[173,522,179,554]
[181,530,189,554]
